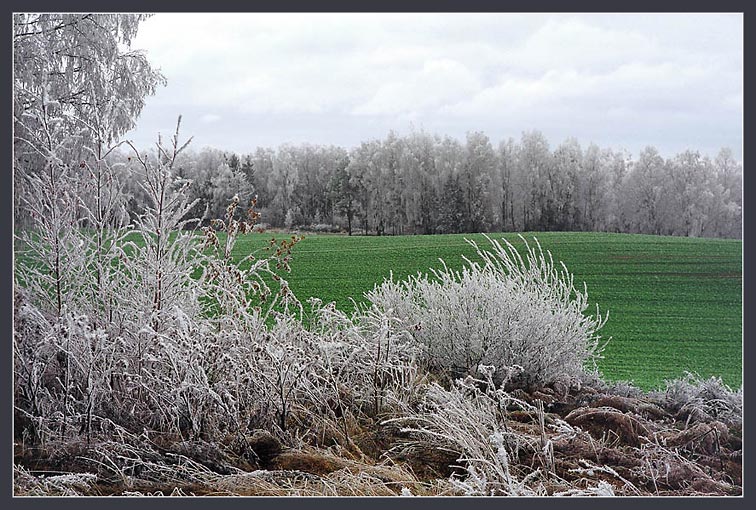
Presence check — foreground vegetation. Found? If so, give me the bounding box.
[15,204,743,496]
[227,231,742,390]
[14,371,743,496]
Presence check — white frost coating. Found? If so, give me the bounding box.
[366,234,608,387]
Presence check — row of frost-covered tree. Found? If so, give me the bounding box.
[13,13,741,240]
[104,133,740,239]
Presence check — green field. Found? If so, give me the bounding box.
[233,231,742,390]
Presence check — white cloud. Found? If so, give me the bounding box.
[352,58,481,116]
[200,113,221,123]
[126,13,742,159]
[502,16,662,72]
[723,92,743,111]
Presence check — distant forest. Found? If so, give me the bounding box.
[17,129,743,239]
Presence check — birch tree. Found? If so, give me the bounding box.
[14,13,164,317]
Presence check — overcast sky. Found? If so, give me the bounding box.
[124,13,743,160]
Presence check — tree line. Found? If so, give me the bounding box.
[112,132,741,239]
[12,14,741,240]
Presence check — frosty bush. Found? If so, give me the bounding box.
[366,235,608,388]
[13,119,301,446]
[307,298,421,418]
[654,372,742,427]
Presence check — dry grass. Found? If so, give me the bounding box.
[14,372,742,497]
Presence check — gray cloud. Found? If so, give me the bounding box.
[125,13,742,160]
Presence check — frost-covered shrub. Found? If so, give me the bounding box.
[13,121,302,446]
[200,194,302,332]
[13,299,129,443]
[366,235,608,388]
[653,372,742,427]
[307,299,421,417]
[208,299,422,445]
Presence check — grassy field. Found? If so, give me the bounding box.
[233,231,742,390]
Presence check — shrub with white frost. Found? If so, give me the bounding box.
[654,372,742,427]
[366,235,608,388]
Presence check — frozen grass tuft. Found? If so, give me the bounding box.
[653,372,742,427]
